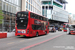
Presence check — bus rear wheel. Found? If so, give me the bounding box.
[36,32,39,37]
[45,31,47,35]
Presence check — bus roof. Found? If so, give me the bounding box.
[16,11,48,19]
[29,11,48,19]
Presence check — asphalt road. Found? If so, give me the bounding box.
[0,31,75,50]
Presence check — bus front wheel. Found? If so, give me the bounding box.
[45,31,47,35]
[36,32,39,37]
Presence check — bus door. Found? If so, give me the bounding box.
[37,25,42,35]
[41,23,45,34]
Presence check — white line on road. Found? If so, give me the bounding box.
[7,42,15,45]
[20,40,25,42]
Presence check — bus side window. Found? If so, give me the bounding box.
[30,13,33,18]
[32,25,41,30]
[35,14,38,19]
[34,14,36,19]
[35,14,37,19]
[39,16,41,20]
[30,13,35,18]
[48,26,49,29]
[44,18,45,21]
[41,16,42,20]
[37,15,39,19]
[42,17,44,21]
[41,23,45,30]
[38,15,40,19]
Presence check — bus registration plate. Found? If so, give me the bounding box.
[20,35,23,37]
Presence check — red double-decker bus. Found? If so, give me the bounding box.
[15,11,49,37]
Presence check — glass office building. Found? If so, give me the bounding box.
[41,0,69,25]
[1,0,21,31]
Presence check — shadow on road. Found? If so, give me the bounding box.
[16,34,48,39]
[49,32,56,33]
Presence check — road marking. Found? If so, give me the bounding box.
[65,46,75,49]
[20,40,25,42]
[7,42,15,44]
[20,34,63,50]
[53,46,75,50]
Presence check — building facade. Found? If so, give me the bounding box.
[22,0,42,15]
[68,14,74,24]
[41,0,69,26]
[69,14,75,24]
[1,0,21,31]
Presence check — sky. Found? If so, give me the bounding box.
[66,0,75,14]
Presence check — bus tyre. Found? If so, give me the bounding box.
[36,32,39,37]
[55,30,56,32]
[69,32,71,35]
[45,31,47,35]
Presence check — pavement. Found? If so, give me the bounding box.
[0,31,75,50]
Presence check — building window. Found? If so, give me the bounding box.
[53,2,63,8]
[49,6,53,9]
[31,5,32,11]
[42,6,44,9]
[9,0,12,2]
[2,2,5,11]
[11,6,12,12]
[42,1,48,4]
[49,1,51,5]
[31,0,32,4]
[29,0,30,2]
[46,6,48,9]
[12,6,14,13]
[5,3,8,11]
[26,2,28,8]
[9,5,11,12]
[42,9,44,16]
[28,4,30,10]
[12,7,16,13]
[8,4,10,12]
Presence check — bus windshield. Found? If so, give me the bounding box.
[16,12,28,29]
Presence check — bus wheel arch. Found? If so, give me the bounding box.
[69,32,71,35]
[45,31,47,35]
[36,32,39,37]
